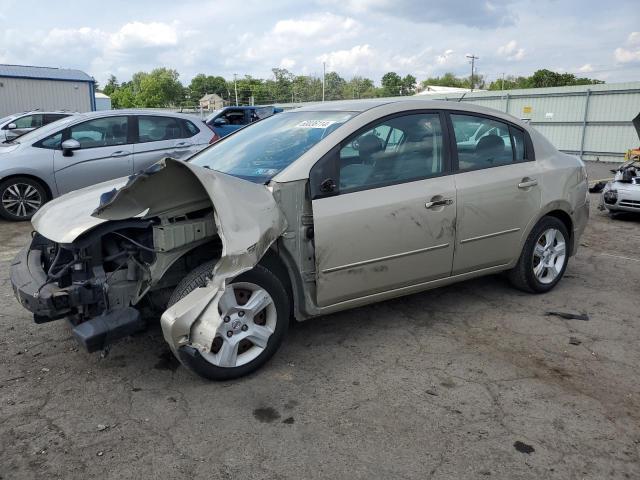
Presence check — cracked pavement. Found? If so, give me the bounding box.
[1,162,639,479]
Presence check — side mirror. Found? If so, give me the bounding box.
[7,123,17,130]
[61,138,81,156]
[213,117,228,126]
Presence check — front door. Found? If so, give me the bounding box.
[311,112,456,306]
[54,116,133,194]
[449,113,542,274]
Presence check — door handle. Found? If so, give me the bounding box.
[175,142,190,148]
[111,151,130,157]
[425,198,453,209]
[518,178,538,189]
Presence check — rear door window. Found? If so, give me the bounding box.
[451,114,514,171]
[137,116,184,143]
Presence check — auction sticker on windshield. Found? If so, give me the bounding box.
[295,120,337,129]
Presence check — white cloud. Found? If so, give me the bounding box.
[497,40,525,60]
[108,22,178,50]
[279,57,296,69]
[578,63,593,73]
[614,31,640,64]
[436,49,454,64]
[273,13,358,39]
[317,44,374,72]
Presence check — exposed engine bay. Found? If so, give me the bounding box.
[16,209,220,351]
[12,158,287,356]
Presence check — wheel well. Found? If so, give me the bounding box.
[259,248,295,314]
[545,210,573,252]
[0,174,52,200]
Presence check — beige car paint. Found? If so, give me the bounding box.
[29,100,589,360]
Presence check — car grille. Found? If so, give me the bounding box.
[619,199,640,209]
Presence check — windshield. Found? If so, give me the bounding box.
[205,110,222,122]
[13,115,78,144]
[0,114,17,125]
[190,110,355,183]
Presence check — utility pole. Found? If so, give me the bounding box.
[466,54,479,91]
[501,72,505,91]
[233,73,238,106]
[322,62,326,102]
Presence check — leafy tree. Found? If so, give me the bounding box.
[401,74,417,95]
[188,74,228,101]
[103,75,119,96]
[381,72,403,96]
[487,69,603,90]
[324,71,347,101]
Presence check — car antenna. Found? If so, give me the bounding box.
[457,92,467,102]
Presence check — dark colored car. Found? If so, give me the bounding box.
[205,106,282,140]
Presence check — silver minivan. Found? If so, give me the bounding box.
[0,110,214,220]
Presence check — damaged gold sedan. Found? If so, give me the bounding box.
[11,100,589,380]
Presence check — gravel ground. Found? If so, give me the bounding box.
[1,162,639,480]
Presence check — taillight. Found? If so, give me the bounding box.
[209,132,220,144]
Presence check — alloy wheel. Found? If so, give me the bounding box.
[201,282,277,368]
[1,182,43,219]
[532,227,567,284]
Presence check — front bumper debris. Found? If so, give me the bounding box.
[10,242,100,323]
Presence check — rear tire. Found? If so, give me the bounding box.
[508,216,570,293]
[168,260,290,380]
[0,177,48,221]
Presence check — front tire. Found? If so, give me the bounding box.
[508,216,569,293]
[168,261,290,380]
[0,177,47,221]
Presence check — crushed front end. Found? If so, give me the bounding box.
[11,212,219,352]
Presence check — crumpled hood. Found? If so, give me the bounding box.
[32,178,128,244]
[34,157,288,357]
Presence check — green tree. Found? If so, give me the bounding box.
[133,68,184,107]
[381,72,403,96]
[188,74,227,101]
[103,75,119,96]
[401,74,417,95]
[110,86,136,108]
[324,71,346,101]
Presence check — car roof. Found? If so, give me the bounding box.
[67,109,204,121]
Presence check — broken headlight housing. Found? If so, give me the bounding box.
[603,189,618,205]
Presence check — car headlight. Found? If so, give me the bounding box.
[603,189,618,204]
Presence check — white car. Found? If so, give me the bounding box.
[0,110,214,220]
[0,111,73,143]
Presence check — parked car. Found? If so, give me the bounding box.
[0,110,214,221]
[0,111,73,143]
[11,99,589,380]
[205,105,281,139]
[600,160,640,215]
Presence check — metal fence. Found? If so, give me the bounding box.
[274,82,640,163]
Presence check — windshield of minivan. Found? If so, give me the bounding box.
[190,111,354,183]
[12,115,77,144]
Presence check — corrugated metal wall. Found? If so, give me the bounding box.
[0,77,92,116]
[431,82,640,162]
[276,82,640,162]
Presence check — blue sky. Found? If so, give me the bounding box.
[0,0,638,86]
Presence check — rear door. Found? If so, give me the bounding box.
[449,112,541,274]
[53,115,133,194]
[311,112,456,306]
[132,115,197,173]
